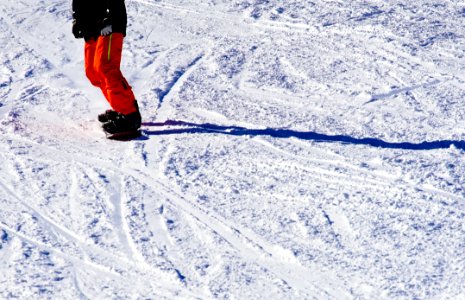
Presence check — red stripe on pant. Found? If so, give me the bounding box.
[84,33,137,115]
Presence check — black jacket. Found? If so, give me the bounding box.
[72,0,127,40]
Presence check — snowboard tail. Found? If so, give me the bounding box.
[105,129,142,141]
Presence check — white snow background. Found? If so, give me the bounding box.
[1,0,465,299]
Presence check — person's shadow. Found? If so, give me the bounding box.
[142,120,465,151]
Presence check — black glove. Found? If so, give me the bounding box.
[72,20,84,39]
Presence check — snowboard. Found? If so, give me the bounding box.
[105,129,142,141]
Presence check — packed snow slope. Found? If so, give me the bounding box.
[1,0,465,299]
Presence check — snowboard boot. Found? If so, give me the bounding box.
[102,101,142,134]
[102,110,142,135]
[98,109,123,123]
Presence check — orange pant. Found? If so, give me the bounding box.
[84,33,137,115]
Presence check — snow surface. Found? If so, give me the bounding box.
[1,0,465,298]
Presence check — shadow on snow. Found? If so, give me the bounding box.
[142,120,465,151]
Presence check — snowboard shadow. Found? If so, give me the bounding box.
[142,120,465,151]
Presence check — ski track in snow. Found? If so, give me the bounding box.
[1,0,465,299]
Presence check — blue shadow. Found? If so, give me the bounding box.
[142,120,465,151]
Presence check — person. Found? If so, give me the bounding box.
[71,0,141,135]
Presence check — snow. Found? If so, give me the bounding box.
[1,0,465,298]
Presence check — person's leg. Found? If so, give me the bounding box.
[84,39,104,90]
[85,38,112,101]
[94,33,138,115]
